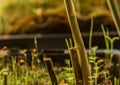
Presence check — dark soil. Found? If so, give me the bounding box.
[96,52,120,85]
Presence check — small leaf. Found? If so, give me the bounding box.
[96,59,104,64]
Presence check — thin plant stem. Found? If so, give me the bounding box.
[106,0,120,36]
[101,25,110,60]
[89,18,93,50]
[69,47,82,85]
[44,58,58,85]
[3,72,8,85]
[101,25,109,50]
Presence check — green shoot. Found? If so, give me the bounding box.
[89,18,94,50]
[101,25,109,50]
[65,38,73,49]
[105,36,119,61]
[101,25,110,60]
[88,46,105,85]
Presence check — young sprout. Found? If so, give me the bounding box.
[105,36,119,61]
[88,46,105,85]
[89,18,94,50]
[89,59,103,85]
[65,38,73,49]
[101,25,110,60]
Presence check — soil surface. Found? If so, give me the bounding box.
[96,52,120,85]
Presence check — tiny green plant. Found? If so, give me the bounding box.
[105,36,119,61]
[64,59,75,85]
[101,25,109,50]
[88,19,104,85]
[65,38,73,49]
[101,25,120,61]
[101,25,110,60]
[89,18,93,51]
[88,46,103,85]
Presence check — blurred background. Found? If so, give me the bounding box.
[0,0,119,35]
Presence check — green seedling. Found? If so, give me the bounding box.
[65,38,73,49]
[102,25,119,61]
[89,18,93,51]
[101,25,110,60]
[105,36,119,61]
[89,46,104,85]
[101,25,109,50]
[60,59,75,85]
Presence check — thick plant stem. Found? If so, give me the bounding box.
[44,58,58,85]
[64,0,91,85]
[69,47,82,85]
[3,72,8,85]
[106,0,120,36]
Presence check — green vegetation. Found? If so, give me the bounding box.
[0,0,119,85]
